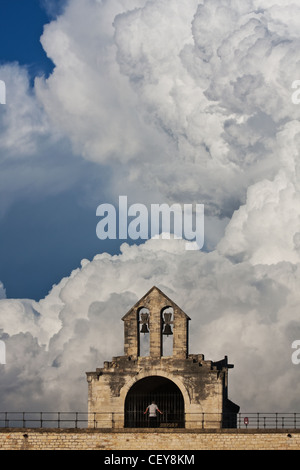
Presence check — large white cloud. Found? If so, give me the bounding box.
[0,63,102,219]
[35,0,161,164]
[1,239,300,412]
[112,0,300,212]
[35,0,300,222]
[218,120,300,265]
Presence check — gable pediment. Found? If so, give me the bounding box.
[122,286,190,321]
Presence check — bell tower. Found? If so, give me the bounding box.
[86,286,239,429]
[122,286,190,359]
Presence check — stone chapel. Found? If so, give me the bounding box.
[86,286,239,429]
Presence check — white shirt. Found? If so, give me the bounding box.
[148,404,159,417]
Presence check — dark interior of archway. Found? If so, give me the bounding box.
[124,376,185,428]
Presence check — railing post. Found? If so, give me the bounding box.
[75,412,78,429]
[23,412,26,428]
[58,412,60,429]
[40,412,43,428]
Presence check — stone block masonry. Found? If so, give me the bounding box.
[0,428,300,450]
[86,287,239,430]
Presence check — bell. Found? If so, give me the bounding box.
[162,324,173,336]
[140,312,149,334]
[164,312,173,324]
[140,313,149,323]
[140,323,149,334]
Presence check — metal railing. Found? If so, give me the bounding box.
[101,411,300,429]
[236,413,300,430]
[0,412,300,430]
[0,412,89,429]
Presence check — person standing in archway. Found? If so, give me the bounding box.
[144,401,163,428]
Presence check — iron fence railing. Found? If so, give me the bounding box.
[0,412,89,429]
[1,412,300,430]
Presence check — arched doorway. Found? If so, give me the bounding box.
[124,376,185,428]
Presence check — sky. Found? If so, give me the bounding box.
[0,0,53,77]
[1,0,300,416]
[0,0,122,300]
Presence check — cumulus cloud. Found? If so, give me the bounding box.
[34,0,300,222]
[40,0,68,19]
[112,0,300,213]
[218,121,300,264]
[0,63,105,220]
[35,0,162,165]
[0,64,50,158]
[1,239,300,412]
[1,0,300,416]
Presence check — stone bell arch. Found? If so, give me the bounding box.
[86,286,239,429]
[122,285,190,359]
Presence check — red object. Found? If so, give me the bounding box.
[244,417,249,425]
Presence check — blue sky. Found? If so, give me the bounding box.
[0,0,54,77]
[0,0,122,300]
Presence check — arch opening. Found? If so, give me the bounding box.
[138,307,150,357]
[161,306,174,357]
[124,376,185,428]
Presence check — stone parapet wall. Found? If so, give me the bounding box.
[0,428,299,450]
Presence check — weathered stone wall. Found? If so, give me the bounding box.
[86,286,239,430]
[1,428,299,450]
[122,286,190,359]
[86,356,226,429]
